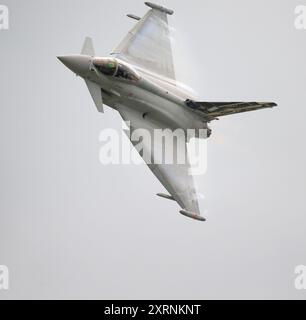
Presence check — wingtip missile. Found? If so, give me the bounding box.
[179,210,206,222]
[144,2,174,15]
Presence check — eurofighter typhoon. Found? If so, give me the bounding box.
[58,2,277,221]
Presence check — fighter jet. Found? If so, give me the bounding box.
[58,2,277,221]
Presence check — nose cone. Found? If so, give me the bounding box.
[57,54,90,76]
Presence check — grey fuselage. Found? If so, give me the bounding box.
[85,56,208,133]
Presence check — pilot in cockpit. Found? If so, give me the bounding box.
[93,58,139,81]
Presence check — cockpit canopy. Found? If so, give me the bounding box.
[93,58,140,81]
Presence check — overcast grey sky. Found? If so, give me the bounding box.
[1,0,306,299]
